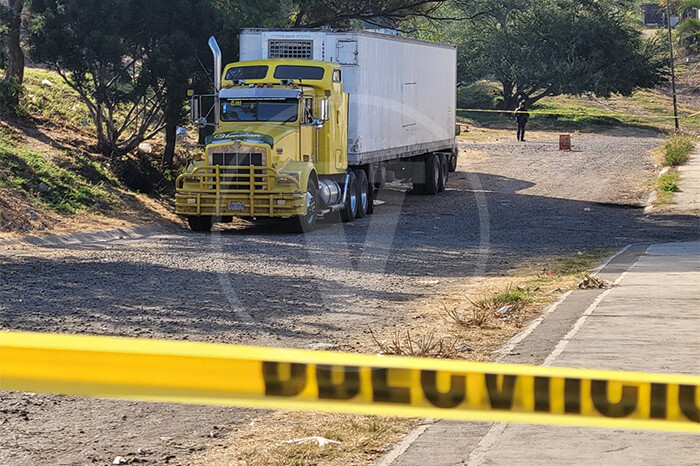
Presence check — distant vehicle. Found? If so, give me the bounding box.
[176,29,458,232]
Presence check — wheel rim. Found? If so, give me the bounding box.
[306,191,316,224]
[350,191,357,213]
[360,179,368,211]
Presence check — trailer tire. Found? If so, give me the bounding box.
[291,177,318,233]
[438,153,448,192]
[341,171,359,222]
[187,216,213,232]
[448,152,458,172]
[353,168,369,218]
[424,153,440,195]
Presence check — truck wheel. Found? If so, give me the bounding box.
[292,178,318,233]
[424,153,440,195]
[438,153,448,192]
[341,171,358,222]
[448,152,458,172]
[353,168,369,218]
[187,216,212,232]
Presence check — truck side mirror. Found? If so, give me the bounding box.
[320,99,330,121]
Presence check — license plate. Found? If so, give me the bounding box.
[228,202,245,211]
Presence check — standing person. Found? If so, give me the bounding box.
[515,103,530,142]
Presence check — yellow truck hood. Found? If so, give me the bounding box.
[206,124,297,148]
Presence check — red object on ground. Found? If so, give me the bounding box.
[559,134,572,151]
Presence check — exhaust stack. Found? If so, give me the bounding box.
[208,36,222,92]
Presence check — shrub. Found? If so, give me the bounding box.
[457,80,501,110]
[657,172,681,193]
[663,134,695,166]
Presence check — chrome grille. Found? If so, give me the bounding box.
[211,152,264,167]
[211,152,266,190]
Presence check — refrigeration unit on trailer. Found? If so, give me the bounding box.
[176,29,458,232]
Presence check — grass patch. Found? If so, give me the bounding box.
[657,172,681,192]
[553,249,613,276]
[20,68,94,135]
[189,411,418,466]
[663,134,695,166]
[654,170,681,204]
[0,130,116,214]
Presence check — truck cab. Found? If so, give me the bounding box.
[176,58,351,232]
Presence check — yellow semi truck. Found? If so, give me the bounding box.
[176,30,457,232]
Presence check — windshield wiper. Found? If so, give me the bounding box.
[281,114,298,125]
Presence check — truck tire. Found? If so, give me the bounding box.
[187,216,212,232]
[291,177,318,233]
[341,171,358,222]
[353,168,369,218]
[438,153,448,192]
[448,152,458,172]
[424,153,440,195]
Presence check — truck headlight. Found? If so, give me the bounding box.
[276,173,299,184]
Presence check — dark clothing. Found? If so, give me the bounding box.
[515,111,529,141]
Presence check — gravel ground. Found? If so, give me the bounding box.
[1,128,698,465]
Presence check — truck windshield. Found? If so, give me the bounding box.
[220,99,298,123]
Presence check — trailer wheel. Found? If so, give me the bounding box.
[341,171,358,222]
[291,178,318,233]
[438,153,448,192]
[187,216,213,232]
[448,152,458,172]
[353,168,369,218]
[424,153,440,195]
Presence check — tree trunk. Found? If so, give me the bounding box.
[162,117,177,170]
[4,0,25,108]
[162,92,182,169]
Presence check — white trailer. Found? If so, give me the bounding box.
[239,29,457,166]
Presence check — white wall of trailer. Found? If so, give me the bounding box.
[239,29,457,165]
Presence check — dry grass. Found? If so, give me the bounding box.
[188,411,419,466]
[369,328,463,359]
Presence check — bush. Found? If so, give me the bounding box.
[657,172,681,193]
[663,134,695,166]
[0,78,25,113]
[457,80,501,110]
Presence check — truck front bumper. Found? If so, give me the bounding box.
[175,165,306,218]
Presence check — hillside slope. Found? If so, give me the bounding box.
[0,68,180,238]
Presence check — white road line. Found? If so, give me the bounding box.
[467,247,641,466]
[494,291,572,362]
[543,264,632,366]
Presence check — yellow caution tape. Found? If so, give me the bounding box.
[457,107,700,121]
[2,330,700,433]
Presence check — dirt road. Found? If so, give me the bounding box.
[1,128,698,465]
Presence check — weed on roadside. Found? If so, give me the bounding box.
[663,134,695,166]
[657,172,681,193]
[369,328,463,359]
[554,249,612,276]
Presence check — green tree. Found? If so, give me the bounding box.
[677,0,700,53]
[451,0,668,110]
[288,0,448,28]
[29,0,169,155]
